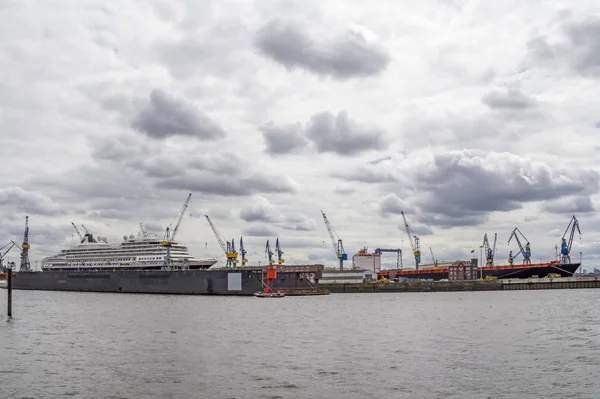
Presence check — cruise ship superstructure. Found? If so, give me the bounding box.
[41,231,217,271]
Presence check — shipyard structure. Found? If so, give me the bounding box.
[318,212,583,283]
[1,194,328,296]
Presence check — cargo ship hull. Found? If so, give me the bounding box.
[378,262,581,281]
[8,265,325,296]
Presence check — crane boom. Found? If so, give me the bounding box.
[320,210,347,270]
[140,223,148,237]
[560,215,581,264]
[204,215,238,267]
[240,237,248,266]
[20,215,31,271]
[71,222,84,242]
[508,227,531,265]
[401,211,420,269]
[265,240,274,265]
[275,237,284,264]
[171,193,191,242]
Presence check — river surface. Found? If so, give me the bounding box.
[1,289,599,399]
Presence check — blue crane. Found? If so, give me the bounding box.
[20,215,31,272]
[483,233,497,266]
[265,240,274,265]
[560,215,581,264]
[321,210,347,270]
[508,227,531,265]
[275,238,284,265]
[239,237,248,266]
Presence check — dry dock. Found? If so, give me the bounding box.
[320,276,600,293]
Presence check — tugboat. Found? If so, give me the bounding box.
[254,291,285,298]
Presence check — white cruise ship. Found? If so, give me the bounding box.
[41,232,217,271]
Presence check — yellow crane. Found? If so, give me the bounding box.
[204,215,238,267]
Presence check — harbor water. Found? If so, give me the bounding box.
[1,289,599,398]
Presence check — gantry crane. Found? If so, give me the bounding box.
[321,210,347,270]
[508,227,531,265]
[560,215,581,264]
[0,241,20,272]
[265,239,274,265]
[401,211,421,270]
[483,233,497,266]
[20,216,31,272]
[239,237,248,266]
[275,238,284,264]
[204,215,238,267]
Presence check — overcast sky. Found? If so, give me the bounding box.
[1,0,599,269]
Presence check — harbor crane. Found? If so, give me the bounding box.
[204,215,238,267]
[140,223,149,237]
[275,238,284,264]
[20,216,31,272]
[483,233,497,266]
[321,210,347,270]
[429,247,438,267]
[508,227,531,265]
[161,193,193,267]
[0,241,20,272]
[239,237,248,266]
[401,211,421,270]
[265,239,274,265]
[71,222,84,243]
[560,215,581,264]
[81,224,97,243]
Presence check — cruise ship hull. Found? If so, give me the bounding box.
[9,265,326,296]
[378,262,581,281]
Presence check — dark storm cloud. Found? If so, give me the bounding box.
[255,19,390,79]
[528,17,600,78]
[259,122,308,155]
[412,151,599,226]
[541,196,596,214]
[481,88,537,110]
[361,150,600,229]
[261,111,388,156]
[132,89,227,140]
[0,187,65,216]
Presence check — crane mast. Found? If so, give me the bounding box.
[483,233,497,266]
[170,193,191,243]
[265,240,274,265]
[71,222,84,243]
[320,210,347,270]
[20,215,31,271]
[204,215,238,267]
[275,238,284,264]
[239,237,248,266]
[508,227,531,265]
[560,215,581,264]
[429,247,437,267]
[401,211,420,270]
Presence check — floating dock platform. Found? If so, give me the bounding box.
[7,264,329,296]
[321,276,600,293]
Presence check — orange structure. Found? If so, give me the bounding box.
[264,267,277,293]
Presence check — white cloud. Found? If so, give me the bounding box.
[1,0,600,268]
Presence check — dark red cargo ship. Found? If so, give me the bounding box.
[378,261,581,281]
